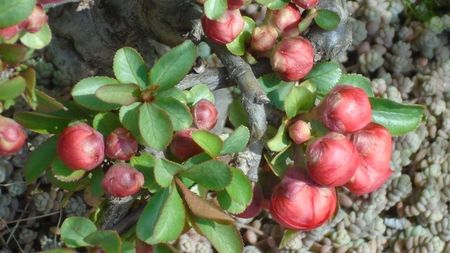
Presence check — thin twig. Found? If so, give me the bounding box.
[6,211,60,224]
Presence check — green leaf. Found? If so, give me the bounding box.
[270,146,292,177]
[20,24,52,49]
[119,102,142,142]
[154,97,192,131]
[267,0,289,10]
[42,249,78,253]
[187,84,215,105]
[136,186,185,244]
[113,47,148,89]
[192,130,223,158]
[221,126,250,155]
[305,62,342,96]
[95,83,141,105]
[228,99,249,128]
[21,68,37,109]
[149,40,196,90]
[0,44,29,64]
[216,168,252,214]
[84,230,121,253]
[92,112,122,135]
[157,87,187,103]
[192,216,243,253]
[226,17,255,56]
[204,0,227,20]
[370,98,425,136]
[338,73,374,97]
[15,111,72,134]
[0,0,35,27]
[72,77,121,111]
[258,73,295,110]
[35,89,67,113]
[183,153,211,168]
[0,76,26,100]
[154,158,185,187]
[153,244,177,253]
[51,157,85,182]
[138,103,173,150]
[181,160,232,190]
[131,154,160,192]
[284,85,315,118]
[255,0,273,5]
[60,217,97,248]
[314,9,341,31]
[47,170,82,191]
[24,135,57,183]
[267,121,291,152]
[90,169,104,197]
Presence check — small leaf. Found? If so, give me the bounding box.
[258,73,294,110]
[60,217,97,248]
[157,87,187,103]
[136,186,185,244]
[314,9,341,31]
[154,158,185,188]
[338,73,374,97]
[266,0,289,10]
[226,17,255,56]
[119,102,142,143]
[181,160,232,190]
[138,103,173,150]
[183,153,211,168]
[216,168,252,214]
[84,230,121,253]
[42,249,78,253]
[149,40,196,90]
[0,0,35,28]
[284,85,315,118]
[228,99,249,127]
[267,121,291,152]
[90,169,104,197]
[305,61,342,96]
[221,126,250,155]
[270,146,292,177]
[24,135,57,183]
[0,44,28,64]
[72,77,120,111]
[35,89,67,113]
[15,111,72,134]
[0,76,26,100]
[130,154,160,192]
[52,157,85,182]
[192,130,223,158]
[204,0,227,20]
[187,84,215,105]
[95,83,141,105]
[370,98,425,136]
[92,112,122,135]
[20,68,37,109]
[47,170,82,191]
[20,24,52,49]
[154,97,192,131]
[113,47,148,89]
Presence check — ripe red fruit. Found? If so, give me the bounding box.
[0,116,27,156]
[0,25,21,40]
[345,164,392,196]
[227,0,244,10]
[306,132,359,186]
[102,163,144,197]
[288,119,311,144]
[292,0,319,9]
[191,99,218,130]
[57,123,104,171]
[105,128,138,161]
[20,5,48,33]
[201,9,244,44]
[319,85,372,133]
[236,184,264,219]
[270,168,337,230]
[270,3,301,36]
[250,25,278,54]
[270,36,314,81]
[169,128,203,161]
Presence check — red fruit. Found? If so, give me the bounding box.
[270,168,337,230]
[227,0,244,10]
[288,119,311,144]
[306,132,359,186]
[319,85,372,133]
[270,36,314,81]
[136,240,153,253]
[236,184,264,219]
[20,5,48,33]
[0,25,21,40]
[169,128,203,161]
[202,9,244,44]
[270,3,301,36]
[292,0,319,9]
[0,116,27,156]
[250,25,278,53]
[192,99,218,130]
[345,164,392,196]
[57,123,104,171]
[102,163,144,197]
[105,128,138,161]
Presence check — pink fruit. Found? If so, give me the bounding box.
[0,25,21,40]
[288,119,311,144]
[20,5,48,33]
[57,123,104,171]
[227,0,244,10]
[250,25,278,53]
[319,85,372,133]
[105,128,138,161]
[169,128,203,161]
[306,132,359,186]
[270,168,337,230]
[292,0,320,9]
[102,163,144,197]
[270,3,301,35]
[0,116,27,156]
[202,9,244,44]
[192,99,218,130]
[270,36,314,81]
[345,163,392,196]
[236,184,264,219]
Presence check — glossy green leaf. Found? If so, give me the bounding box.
[284,86,315,118]
[258,73,294,110]
[305,62,342,96]
[217,168,252,213]
[267,0,289,9]
[113,47,148,89]
[154,97,192,131]
[267,121,291,152]
[192,130,223,158]
[138,103,173,150]
[154,158,185,187]
[157,87,187,103]
[314,9,341,31]
[187,84,215,105]
[338,73,374,97]
[270,146,292,177]
[0,44,29,64]
[84,230,121,253]
[228,99,249,127]
[60,217,97,248]
[51,157,85,182]
[0,76,26,100]
[47,170,82,191]
[131,154,160,192]
[95,83,141,105]
[15,111,72,134]
[226,17,255,56]
[35,89,67,113]
[0,0,35,27]
[92,112,122,135]
[204,0,227,20]
[72,77,120,111]
[24,135,57,183]
[119,102,142,143]
[221,126,250,155]
[20,24,52,49]
[181,160,232,190]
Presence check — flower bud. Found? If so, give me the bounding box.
[292,0,319,9]
[288,119,311,144]
[0,116,27,156]
[270,168,336,230]
[345,163,392,196]
[0,25,21,40]
[57,123,104,171]
[192,99,218,130]
[169,128,203,161]
[202,9,244,44]
[250,25,278,53]
[270,3,301,35]
[236,184,263,219]
[319,85,372,133]
[20,5,48,33]
[227,0,244,10]
[102,163,144,197]
[105,128,138,161]
[270,36,314,81]
[306,132,359,186]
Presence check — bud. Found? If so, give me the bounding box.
[57,123,104,171]
[306,132,359,186]
[319,85,372,133]
[292,0,319,9]
[202,9,244,44]
[270,168,336,230]
[192,99,218,130]
[288,119,311,144]
[227,0,244,10]
[105,128,138,161]
[250,25,278,53]
[0,116,27,156]
[102,163,144,197]
[270,4,301,35]
[236,184,264,219]
[169,128,203,161]
[20,5,48,33]
[345,163,392,196]
[0,25,21,40]
[136,240,153,253]
[270,36,314,81]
